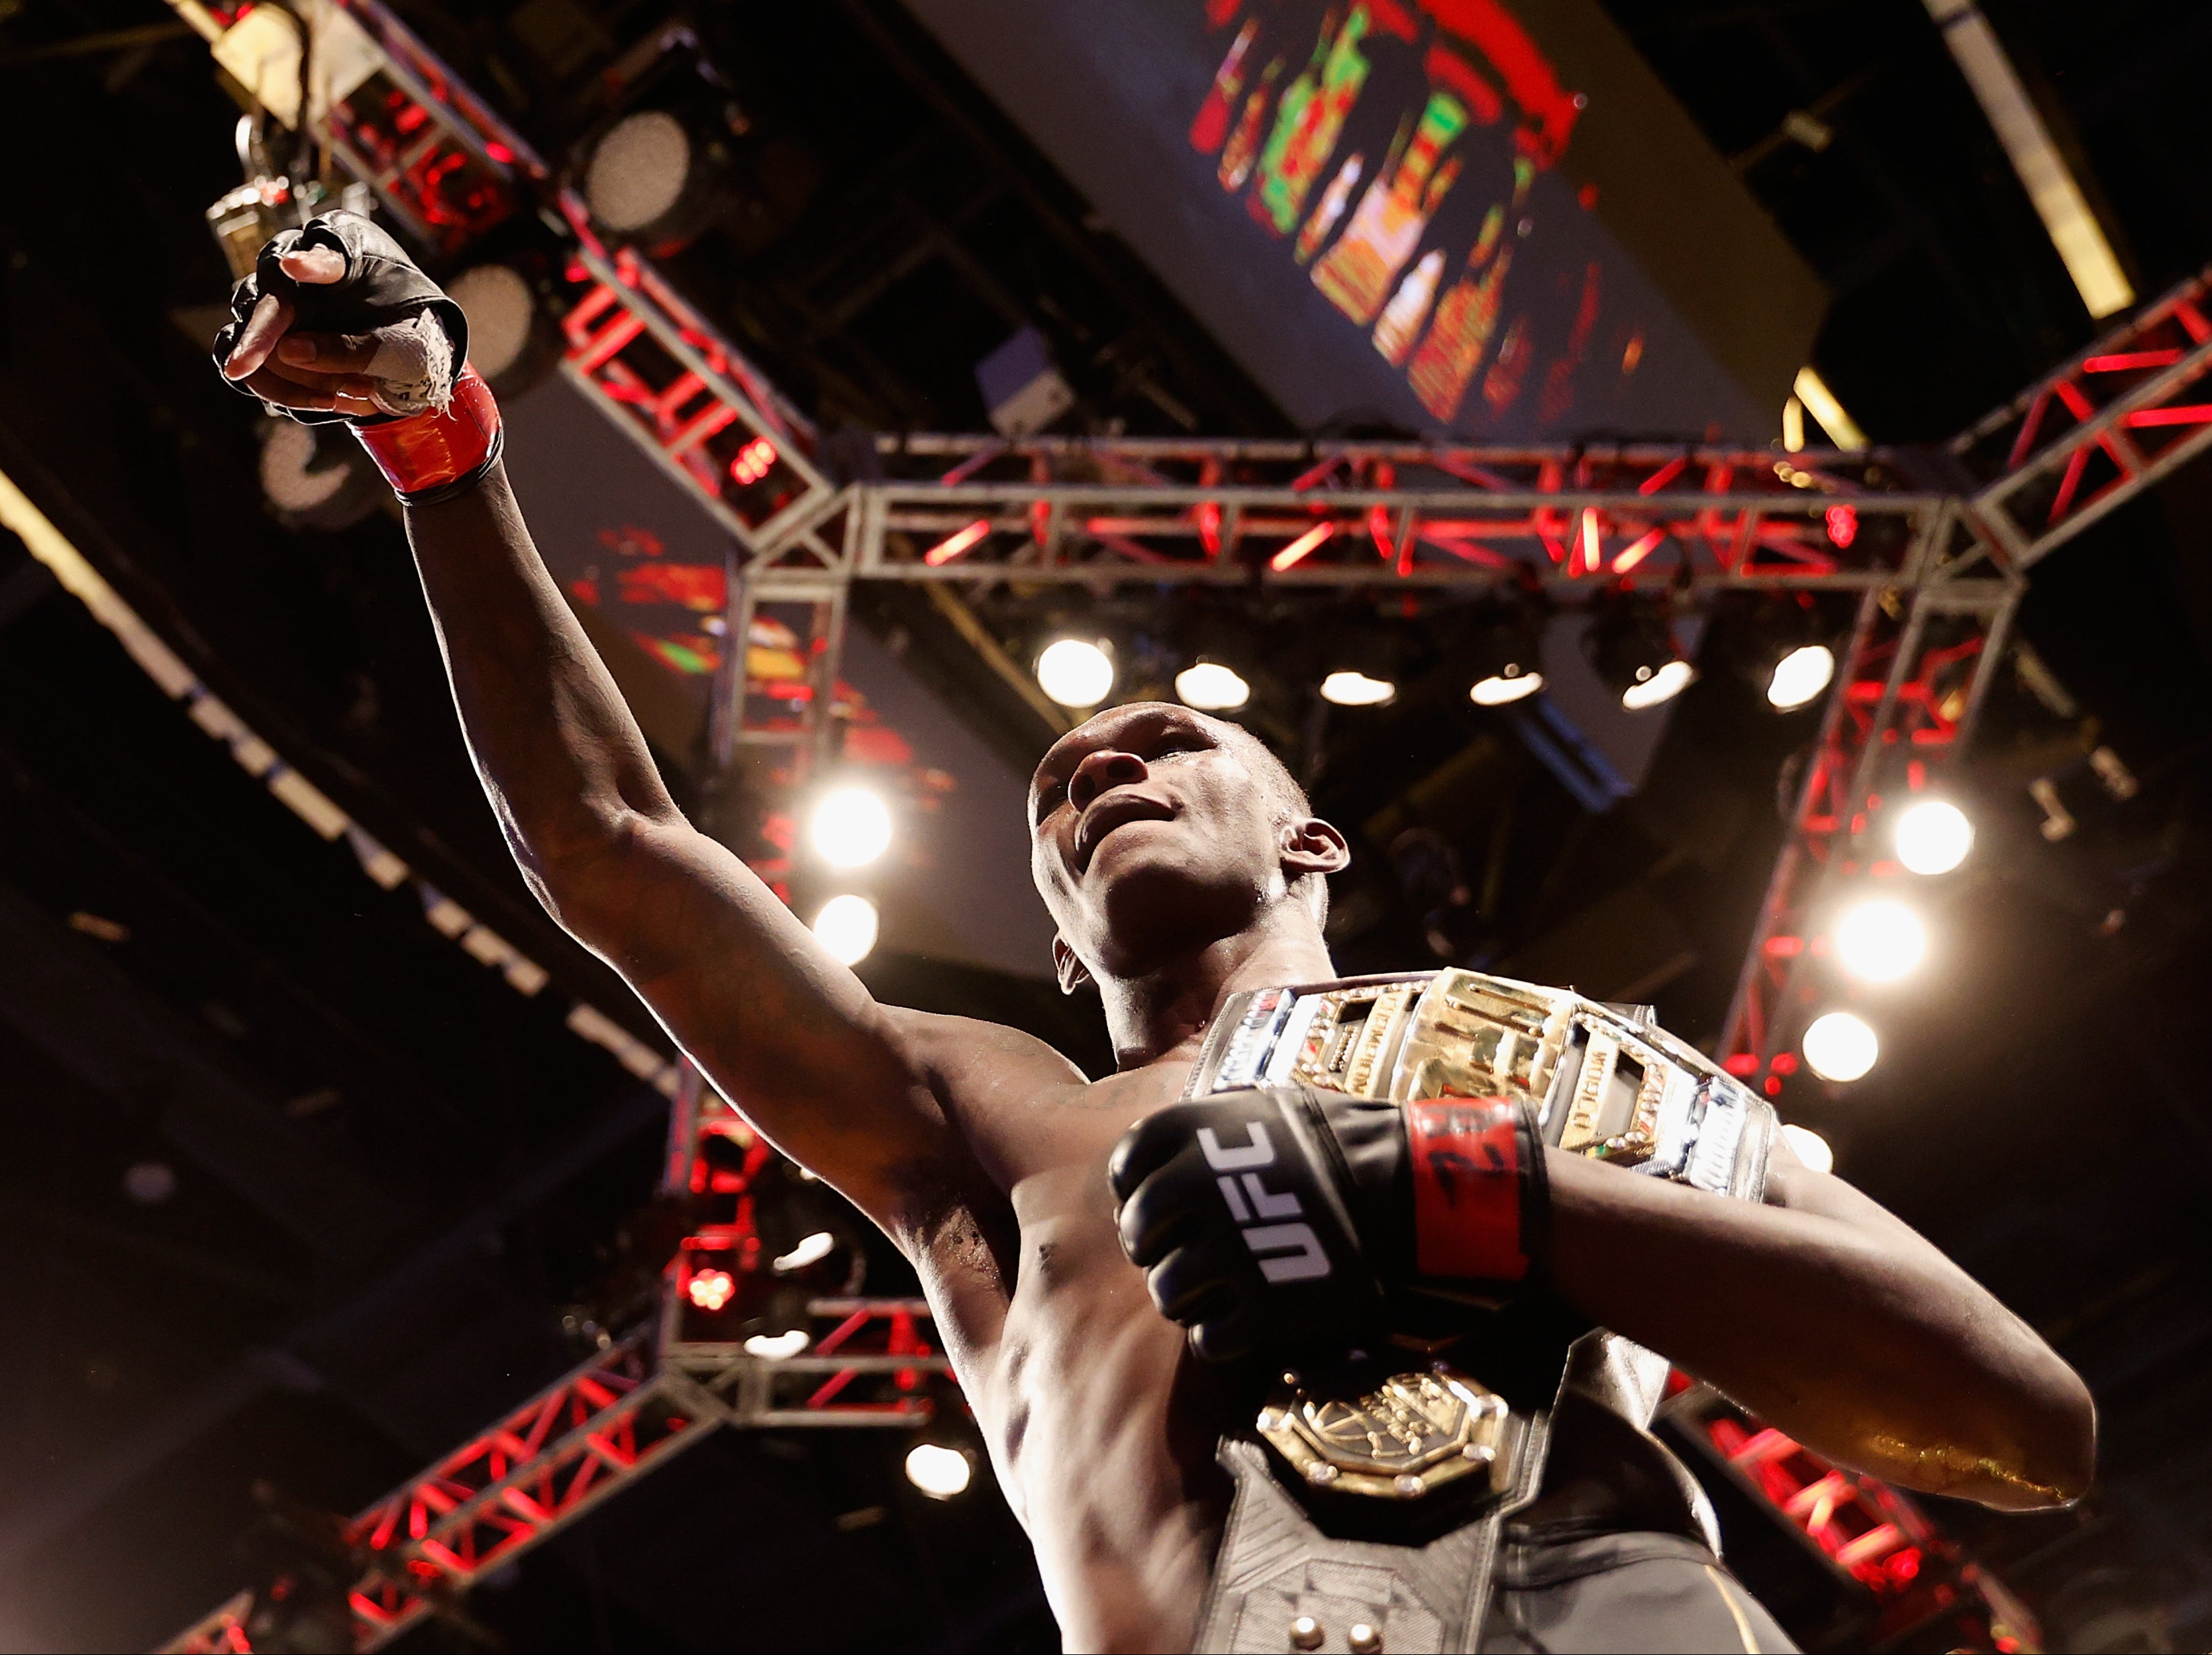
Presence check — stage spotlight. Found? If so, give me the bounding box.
[772,1231,836,1273]
[1623,660,1693,711]
[258,419,383,532]
[1465,601,1548,707]
[1895,799,1973,876]
[808,785,892,870]
[1835,898,1927,982]
[1036,638,1115,708]
[1316,615,1414,708]
[1780,1123,1835,1176]
[1321,670,1395,707]
[448,261,559,395]
[905,1442,974,1500]
[1725,591,1836,713]
[1175,660,1250,712]
[1802,1011,1879,1083]
[1471,666,1544,706]
[1767,644,1835,711]
[742,1329,811,1359]
[687,1268,736,1312]
[1588,592,1693,711]
[584,109,693,234]
[812,894,880,966]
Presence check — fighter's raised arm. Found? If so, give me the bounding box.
[217,219,961,1230]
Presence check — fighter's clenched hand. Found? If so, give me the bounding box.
[1107,1086,1550,1363]
[221,246,385,418]
[1107,1089,1391,1362]
[210,212,500,506]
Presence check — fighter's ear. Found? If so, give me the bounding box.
[1052,934,1096,997]
[1280,816,1350,880]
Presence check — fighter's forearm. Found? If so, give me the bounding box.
[403,461,678,899]
[1540,1150,2095,1509]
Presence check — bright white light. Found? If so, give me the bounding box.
[1767,644,1835,711]
[1835,898,1927,983]
[773,1231,836,1273]
[1803,1011,1880,1083]
[1794,367,1867,451]
[1174,661,1250,712]
[1471,668,1544,707]
[1620,659,1694,711]
[1895,800,1974,876]
[812,894,880,966]
[905,1442,973,1499]
[742,1329,811,1360]
[808,785,893,869]
[1036,638,1115,708]
[1780,1123,1835,1176]
[450,264,535,381]
[1321,670,1395,707]
[1920,0,2133,318]
[585,109,691,232]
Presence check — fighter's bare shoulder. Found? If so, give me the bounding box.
[876,1003,1093,1106]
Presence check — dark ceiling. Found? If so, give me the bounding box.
[0,0,2208,1650]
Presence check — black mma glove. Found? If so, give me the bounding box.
[1107,1086,1547,1364]
[212,213,501,505]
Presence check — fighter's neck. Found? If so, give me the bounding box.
[1101,908,1335,1072]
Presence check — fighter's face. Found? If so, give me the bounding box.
[1027,703,1304,985]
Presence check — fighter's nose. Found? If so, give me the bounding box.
[1068,749,1147,812]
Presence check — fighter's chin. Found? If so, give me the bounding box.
[1081,841,1258,964]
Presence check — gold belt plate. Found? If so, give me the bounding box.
[1256,1366,1511,1500]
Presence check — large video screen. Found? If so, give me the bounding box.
[905,0,1823,442]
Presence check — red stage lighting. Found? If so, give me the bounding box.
[730,436,778,487]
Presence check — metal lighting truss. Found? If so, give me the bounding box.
[1721,263,2212,1082]
[165,1091,957,1654]
[160,3,2212,1646]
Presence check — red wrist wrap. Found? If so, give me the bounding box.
[350,366,503,505]
[1407,1096,1536,1286]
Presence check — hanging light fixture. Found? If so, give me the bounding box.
[1316,613,1415,708]
[807,784,893,870]
[1035,637,1116,709]
[812,894,880,966]
[1461,597,1548,707]
[1802,1010,1880,1082]
[1894,799,1974,876]
[1722,592,1836,712]
[1175,660,1251,711]
[1587,589,1693,712]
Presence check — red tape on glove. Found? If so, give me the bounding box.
[1407,1096,1533,1285]
[350,366,503,505]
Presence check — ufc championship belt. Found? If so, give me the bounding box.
[1182,970,1776,1654]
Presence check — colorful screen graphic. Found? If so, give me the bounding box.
[905,0,1821,442]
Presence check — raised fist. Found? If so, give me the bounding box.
[215,212,468,425]
[1108,1087,1398,1363]
[1107,1085,1548,1364]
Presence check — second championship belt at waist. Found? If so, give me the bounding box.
[1184,969,1777,1655]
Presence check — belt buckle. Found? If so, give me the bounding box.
[1257,1364,1513,1500]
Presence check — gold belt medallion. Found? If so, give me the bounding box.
[1257,1366,1511,1500]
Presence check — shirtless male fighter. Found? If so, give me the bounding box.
[217,217,2093,1652]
